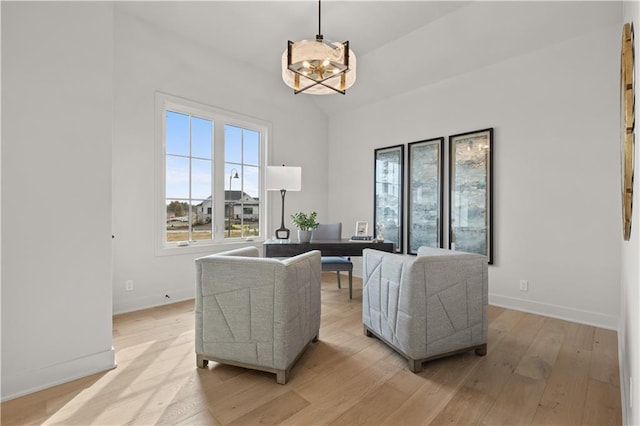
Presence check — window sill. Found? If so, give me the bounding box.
[155,238,265,257]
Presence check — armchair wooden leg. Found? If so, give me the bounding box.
[336,271,341,288]
[276,369,288,385]
[409,359,423,373]
[364,326,374,337]
[312,334,319,343]
[196,355,208,369]
[348,270,353,300]
[475,344,487,356]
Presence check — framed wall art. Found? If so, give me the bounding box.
[355,221,369,237]
[449,128,493,263]
[374,145,404,253]
[621,22,635,241]
[407,137,444,254]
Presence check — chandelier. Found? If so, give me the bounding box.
[281,0,357,95]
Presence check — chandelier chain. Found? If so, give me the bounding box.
[317,0,322,39]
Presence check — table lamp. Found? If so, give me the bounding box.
[266,165,302,239]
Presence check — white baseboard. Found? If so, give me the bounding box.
[113,288,194,315]
[1,347,116,402]
[489,293,619,330]
[618,338,630,426]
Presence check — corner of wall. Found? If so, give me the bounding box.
[620,3,640,424]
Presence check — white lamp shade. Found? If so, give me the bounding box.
[266,166,302,191]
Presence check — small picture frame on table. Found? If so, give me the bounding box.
[355,221,369,237]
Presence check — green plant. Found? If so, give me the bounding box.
[290,211,319,231]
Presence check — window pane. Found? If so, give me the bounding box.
[243,165,259,199]
[166,156,189,199]
[192,200,212,241]
[225,198,240,238]
[241,165,260,238]
[242,209,260,237]
[191,158,212,200]
[166,200,190,242]
[192,117,212,159]
[243,129,260,166]
[225,164,242,192]
[166,111,189,156]
[225,125,242,163]
[224,164,241,240]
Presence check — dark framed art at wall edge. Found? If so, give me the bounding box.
[449,128,493,264]
[374,144,404,253]
[621,22,635,241]
[407,137,444,254]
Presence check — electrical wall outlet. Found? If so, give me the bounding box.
[125,280,134,291]
[519,279,528,292]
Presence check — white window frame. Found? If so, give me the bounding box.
[155,92,269,256]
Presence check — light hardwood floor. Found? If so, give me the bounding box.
[2,274,622,425]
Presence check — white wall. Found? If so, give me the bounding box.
[327,21,622,328]
[620,2,639,423]
[2,0,631,406]
[111,8,328,313]
[1,2,115,400]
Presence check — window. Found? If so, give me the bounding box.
[224,125,261,239]
[157,93,268,251]
[165,111,213,243]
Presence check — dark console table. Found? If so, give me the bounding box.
[264,239,395,258]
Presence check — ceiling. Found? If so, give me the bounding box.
[118,1,621,116]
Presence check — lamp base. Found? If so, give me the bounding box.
[275,227,290,240]
[275,189,290,240]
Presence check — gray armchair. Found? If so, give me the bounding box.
[362,247,488,372]
[195,246,321,384]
